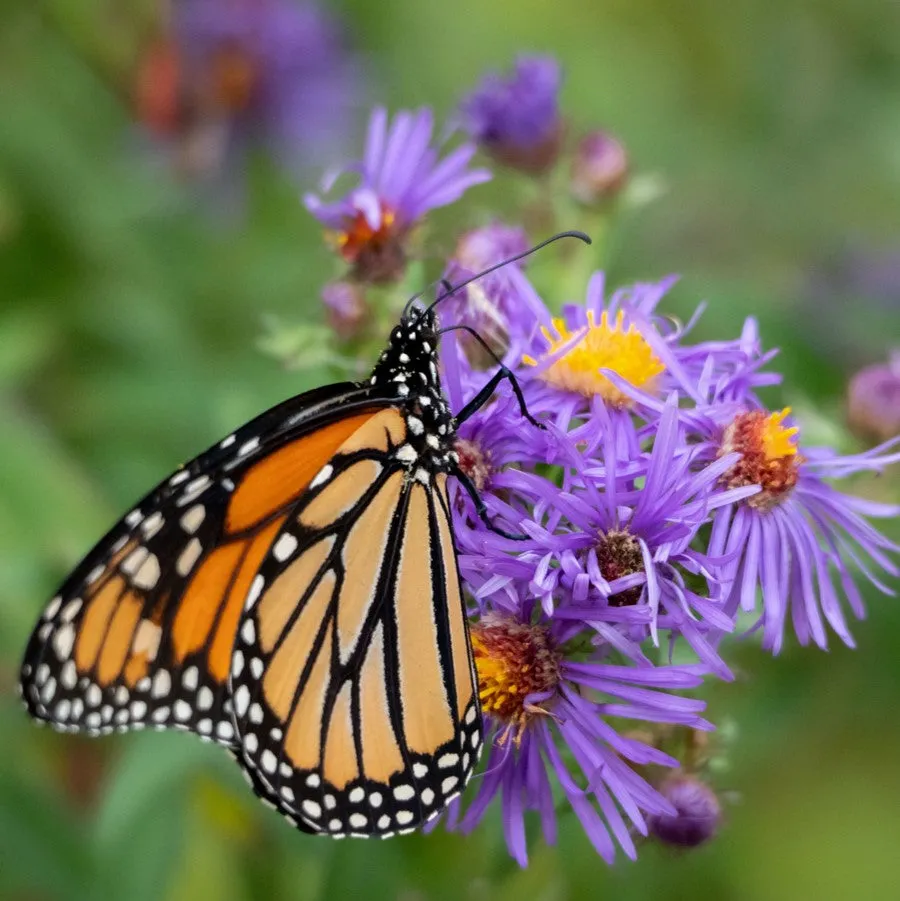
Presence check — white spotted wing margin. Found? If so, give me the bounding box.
[228,457,483,839]
[18,381,377,744]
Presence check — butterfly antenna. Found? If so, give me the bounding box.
[402,278,454,320]
[413,229,591,324]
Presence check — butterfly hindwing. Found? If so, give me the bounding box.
[228,408,482,837]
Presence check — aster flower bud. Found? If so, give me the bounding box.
[570,130,628,204]
[460,56,563,175]
[649,776,722,848]
[321,281,368,341]
[848,352,900,443]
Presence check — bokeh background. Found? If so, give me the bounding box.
[2,1,900,899]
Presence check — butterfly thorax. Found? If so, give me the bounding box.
[367,312,458,478]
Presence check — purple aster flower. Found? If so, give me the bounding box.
[454,612,713,866]
[700,406,900,652]
[321,280,368,341]
[848,351,900,443]
[515,272,771,435]
[304,107,491,283]
[570,130,629,204]
[552,396,754,678]
[446,391,748,678]
[648,775,722,847]
[136,0,358,181]
[460,56,563,174]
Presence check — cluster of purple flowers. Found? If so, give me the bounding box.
[298,53,900,866]
[435,251,899,862]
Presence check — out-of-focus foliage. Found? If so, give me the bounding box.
[1,1,899,899]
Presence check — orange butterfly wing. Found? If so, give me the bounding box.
[19,383,380,744]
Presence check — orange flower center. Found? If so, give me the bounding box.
[471,617,561,744]
[329,200,408,283]
[719,408,802,509]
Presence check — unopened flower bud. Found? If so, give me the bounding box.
[460,56,563,176]
[848,353,900,443]
[649,776,721,848]
[570,131,628,204]
[322,281,368,341]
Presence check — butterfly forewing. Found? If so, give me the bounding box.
[229,414,482,837]
[19,382,372,742]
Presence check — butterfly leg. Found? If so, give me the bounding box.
[453,466,528,541]
[444,325,543,430]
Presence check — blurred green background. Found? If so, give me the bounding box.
[2,1,899,899]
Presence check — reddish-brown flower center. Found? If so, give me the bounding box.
[454,438,493,492]
[719,408,802,510]
[331,201,406,283]
[596,528,645,606]
[471,616,561,743]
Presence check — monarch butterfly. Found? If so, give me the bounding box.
[19,231,588,838]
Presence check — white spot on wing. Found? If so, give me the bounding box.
[245,575,264,611]
[260,750,277,774]
[182,666,199,690]
[310,464,333,489]
[177,475,211,507]
[273,533,298,562]
[133,554,161,590]
[142,512,164,538]
[44,596,62,620]
[121,547,149,576]
[180,505,205,533]
[151,670,171,699]
[60,599,82,623]
[52,624,75,660]
[238,437,260,457]
[176,538,203,576]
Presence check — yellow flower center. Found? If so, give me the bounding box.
[761,407,800,460]
[471,617,561,745]
[523,310,665,407]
